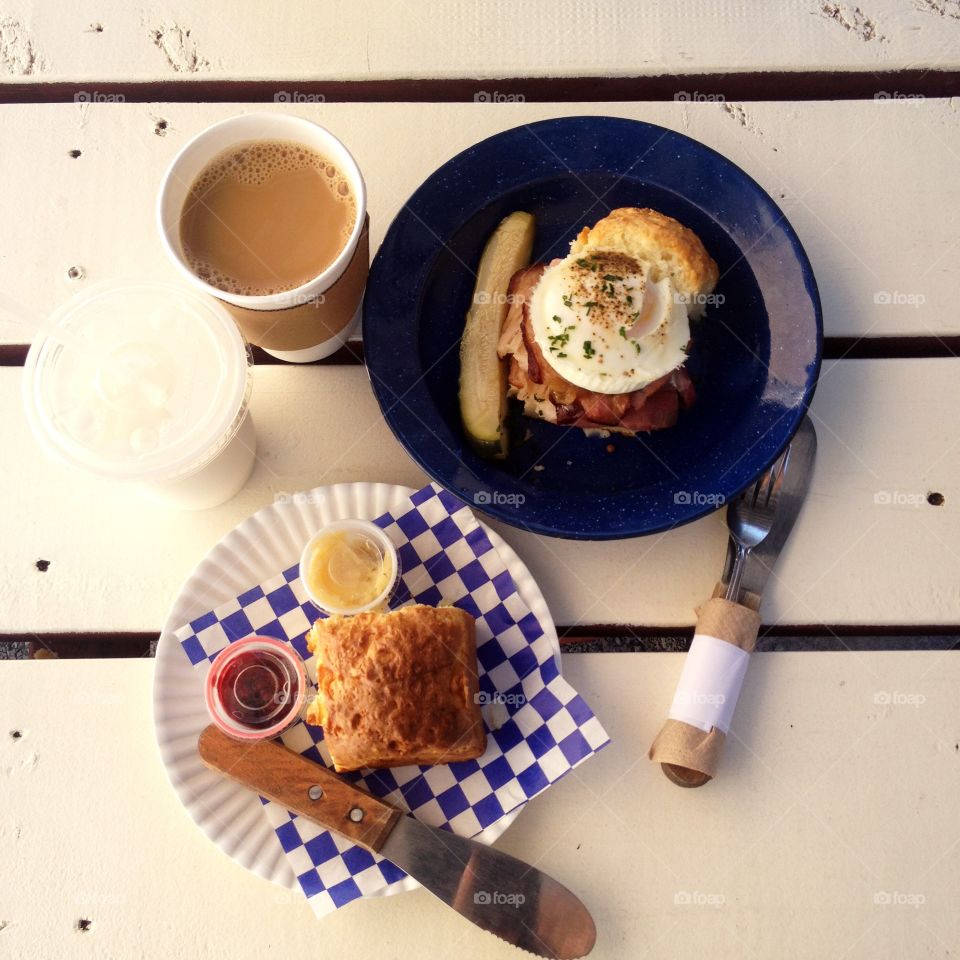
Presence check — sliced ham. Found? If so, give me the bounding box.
[579,391,632,426]
[496,263,697,435]
[671,367,696,409]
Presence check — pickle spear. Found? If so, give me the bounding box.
[459,211,535,458]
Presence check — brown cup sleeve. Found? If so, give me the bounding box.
[648,590,761,781]
[220,214,370,353]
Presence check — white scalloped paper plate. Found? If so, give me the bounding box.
[153,482,560,894]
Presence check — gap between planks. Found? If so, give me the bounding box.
[2,630,958,660]
[1,71,959,103]
[3,339,960,367]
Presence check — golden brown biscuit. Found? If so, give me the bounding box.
[305,604,486,772]
[570,207,719,318]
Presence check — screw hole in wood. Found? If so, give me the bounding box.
[10,730,22,741]
[76,919,92,933]
[35,559,50,572]
[68,150,82,159]
[927,492,945,506]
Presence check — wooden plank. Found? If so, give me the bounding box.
[0,1,958,83]
[2,358,957,633]
[3,653,959,959]
[0,99,958,345]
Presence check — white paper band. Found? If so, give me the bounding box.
[667,634,750,734]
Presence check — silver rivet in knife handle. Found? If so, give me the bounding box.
[197,724,402,852]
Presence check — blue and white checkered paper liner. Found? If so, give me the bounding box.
[175,482,609,917]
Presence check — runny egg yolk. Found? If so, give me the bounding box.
[528,250,691,396]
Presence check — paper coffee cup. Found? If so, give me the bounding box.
[22,280,256,510]
[157,113,368,363]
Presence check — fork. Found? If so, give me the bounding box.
[724,444,792,602]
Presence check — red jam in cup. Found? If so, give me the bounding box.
[204,636,306,740]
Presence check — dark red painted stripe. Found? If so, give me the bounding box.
[2,628,956,660]
[5,338,960,369]
[0,71,958,104]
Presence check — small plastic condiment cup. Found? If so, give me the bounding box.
[298,519,399,616]
[204,636,307,742]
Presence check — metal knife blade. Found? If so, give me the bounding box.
[381,814,596,959]
[197,725,596,959]
[720,415,818,601]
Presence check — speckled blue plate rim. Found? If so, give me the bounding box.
[363,115,822,540]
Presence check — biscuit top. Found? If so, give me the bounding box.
[570,207,719,319]
[306,604,482,770]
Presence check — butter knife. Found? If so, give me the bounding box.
[198,725,596,958]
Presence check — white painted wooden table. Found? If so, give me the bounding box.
[2,4,959,959]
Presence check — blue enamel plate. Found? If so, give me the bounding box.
[363,116,822,539]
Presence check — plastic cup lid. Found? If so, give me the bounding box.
[23,280,251,482]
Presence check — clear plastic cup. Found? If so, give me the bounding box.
[22,279,256,510]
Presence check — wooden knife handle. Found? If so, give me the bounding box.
[197,725,402,853]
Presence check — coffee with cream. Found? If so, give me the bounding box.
[179,139,356,296]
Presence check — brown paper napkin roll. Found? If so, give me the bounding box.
[648,586,761,785]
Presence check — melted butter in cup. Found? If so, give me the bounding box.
[299,519,398,615]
